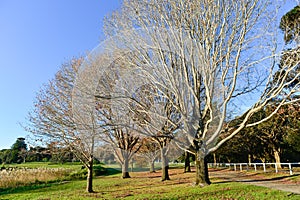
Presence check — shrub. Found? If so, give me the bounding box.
[68,165,106,180]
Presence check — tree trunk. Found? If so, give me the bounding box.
[195,151,211,187]
[122,157,131,178]
[161,148,170,181]
[213,153,217,167]
[273,148,282,169]
[184,151,191,173]
[248,154,253,165]
[86,158,94,193]
[131,160,134,172]
[149,160,155,173]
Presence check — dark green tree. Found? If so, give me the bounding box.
[216,103,300,166]
[11,137,27,151]
[277,5,300,88]
[280,5,300,44]
[8,137,27,163]
[0,149,11,164]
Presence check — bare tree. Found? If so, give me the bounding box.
[94,144,115,164]
[97,0,300,187]
[129,84,181,180]
[100,125,141,178]
[25,58,101,193]
[137,138,160,173]
[89,53,143,179]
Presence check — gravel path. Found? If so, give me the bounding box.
[210,169,300,195]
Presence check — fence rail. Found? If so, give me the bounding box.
[208,162,300,175]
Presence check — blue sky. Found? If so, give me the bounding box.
[0,0,120,149]
[0,1,297,150]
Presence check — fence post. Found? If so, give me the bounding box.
[289,163,293,175]
[216,162,295,175]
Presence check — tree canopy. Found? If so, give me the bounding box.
[74,0,300,186]
[280,5,300,44]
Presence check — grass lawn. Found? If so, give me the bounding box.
[0,164,299,200]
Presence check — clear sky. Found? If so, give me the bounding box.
[0,1,298,150]
[0,0,120,149]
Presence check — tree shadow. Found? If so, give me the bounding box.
[213,172,300,184]
[209,168,232,172]
[0,181,65,195]
[102,167,121,176]
[238,174,300,183]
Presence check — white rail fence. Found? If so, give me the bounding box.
[208,163,300,175]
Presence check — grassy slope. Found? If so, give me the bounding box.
[0,165,299,200]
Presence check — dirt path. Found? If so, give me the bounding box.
[210,169,300,195]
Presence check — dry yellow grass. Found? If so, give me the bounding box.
[0,167,71,188]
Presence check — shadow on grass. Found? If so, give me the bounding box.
[0,181,62,195]
[213,172,300,184]
[239,174,300,183]
[103,167,121,176]
[209,168,231,172]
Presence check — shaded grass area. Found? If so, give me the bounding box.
[0,181,62,195]
[1,167,299,200]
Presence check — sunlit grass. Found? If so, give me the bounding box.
[0,165,299,200]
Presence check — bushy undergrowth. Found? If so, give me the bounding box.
[68,165,107,180]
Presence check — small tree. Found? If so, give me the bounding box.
[93,61,142,179]
[137,138,160,173]
[25,58,101,193]
[102,127,141,178]
[9,137,27,163]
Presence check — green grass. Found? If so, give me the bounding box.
[0,166,299,200]
[3,161,83,170]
